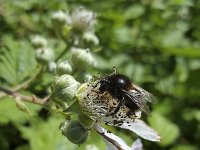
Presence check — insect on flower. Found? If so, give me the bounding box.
[77,70,161,142]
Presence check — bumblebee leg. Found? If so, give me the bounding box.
[112,97,124,115]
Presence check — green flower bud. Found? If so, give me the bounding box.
[61,25,72,38]
[76,83,88,101]
[70,7,96,32]
[51,75,80,103]
[83,73,93,82]
[52,10,70,25]
[35,48,54,64]
[59,120,70,131]
[71,48,96,69]
[31,35,47,48]
[83,32,99,46]
[48,61,57,73]
[78,112,94,129]
[62,120,88,145]
[56,61,73,76]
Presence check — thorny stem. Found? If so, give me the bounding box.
[96,131,123,150]
[0,86,49,105]
[94,124,125,150]
[55,45,69,61]
[55,37,73,61]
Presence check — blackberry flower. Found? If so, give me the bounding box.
[77,76,161,142]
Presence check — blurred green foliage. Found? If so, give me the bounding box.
[0,0,200,150]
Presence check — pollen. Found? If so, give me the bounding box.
[77,81,141,126]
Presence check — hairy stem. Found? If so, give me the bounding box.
[0,86,49,105]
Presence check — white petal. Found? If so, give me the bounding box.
[94,124,131,150]
[118,119,161,142]
[131,139,143,150]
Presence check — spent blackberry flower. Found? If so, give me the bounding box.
[77,73,161,142]
[70,7,96,32]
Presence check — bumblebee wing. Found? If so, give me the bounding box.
[122,89,151,115]
[122,84,156,115]
[131,83,157,104]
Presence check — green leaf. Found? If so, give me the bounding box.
[19,113,106,150]
[19,116,76,150]
[0,36,37,85]
[148,112,180,146]
[113,26,132,44]
[170,144,198,150]
[16,145,31,150]
[161,47,200,58]
[124,4,145,19]
[0,97,41,124]
[183,109,200,122]
[79,130,105,150]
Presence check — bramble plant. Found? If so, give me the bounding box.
[0,6,159,150]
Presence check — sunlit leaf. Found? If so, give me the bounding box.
[148,112,180,146]
[0,97,41,124]
[19,116,76,150]
[0,36,37,85]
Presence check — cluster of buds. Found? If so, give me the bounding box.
[52,7,96,33]
[51,7,99,48]
[31,35,55,66]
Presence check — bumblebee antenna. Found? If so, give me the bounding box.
[109,66,117,76]
[113,66,117,74]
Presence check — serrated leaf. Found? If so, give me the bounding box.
[19,113,106,150]
[19,116,76,150]
[148,112,180,146]
[0,36,37,85]
[0,97,41,124]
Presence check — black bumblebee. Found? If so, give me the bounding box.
[98,73,156,116]
[78,71,161,142]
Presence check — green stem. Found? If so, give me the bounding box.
[0,86,49,105]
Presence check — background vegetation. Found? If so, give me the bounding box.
[0,0,200,150]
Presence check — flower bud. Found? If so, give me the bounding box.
[83,73,93,82]
[48,61,57,73]
[59,120,70,132]
[70,7,96,32]
[78,112,94,129]
[61,24,72,38]
[56,61,73,76]
[62,120,88,145]
[71,48,96,69]
[51,75,80,103]
[83,32,99,46]
[51,10,70,25]
[31,35,47,48]
[35,48,54,64]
